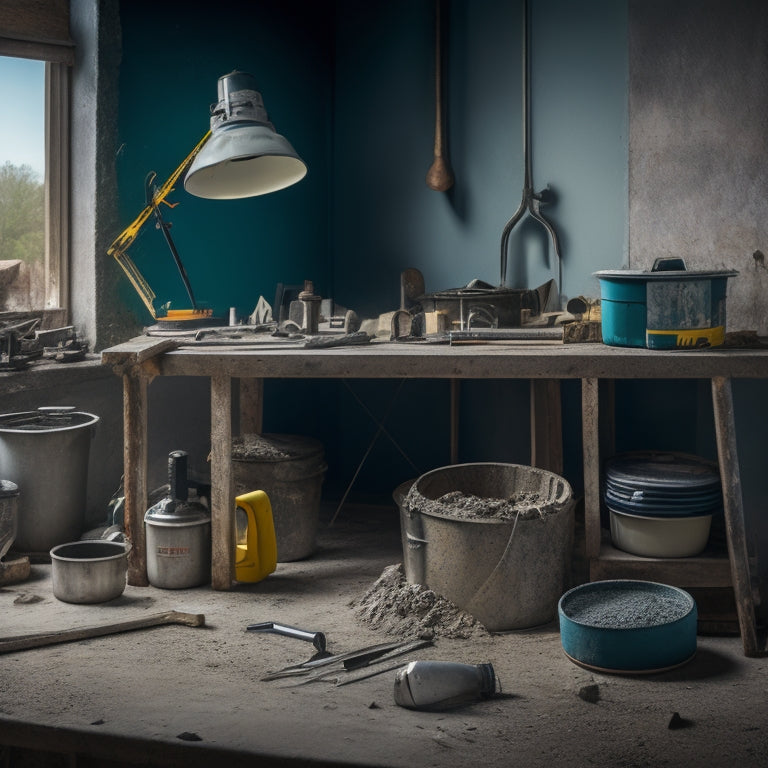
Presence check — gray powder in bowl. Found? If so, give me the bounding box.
[562,583,693,629]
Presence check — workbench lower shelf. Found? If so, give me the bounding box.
[589,541,732,588]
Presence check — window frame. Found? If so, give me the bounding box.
[45,60,71,315]
[0,0,73,323]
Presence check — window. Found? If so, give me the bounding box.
[0,56,45,311]
[0,0,73,321]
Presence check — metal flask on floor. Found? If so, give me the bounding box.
[144,451,211,589]
[393,660,498,711]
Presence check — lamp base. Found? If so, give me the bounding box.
[150,309,224,330]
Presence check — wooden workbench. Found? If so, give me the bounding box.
[101,335,768,657]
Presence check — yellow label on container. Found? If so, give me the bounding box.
[646,326,725,348]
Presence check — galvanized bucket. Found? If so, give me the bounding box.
[0,407,99,553]
[232,434,326,562]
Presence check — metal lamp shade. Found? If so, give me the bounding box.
[184,70,307,199]
[184,125,306,199]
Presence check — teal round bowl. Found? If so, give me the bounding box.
[558,580,697,673]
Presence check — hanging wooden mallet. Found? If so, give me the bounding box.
[426,0,454,191]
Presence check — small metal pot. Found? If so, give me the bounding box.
[50,540,130,604]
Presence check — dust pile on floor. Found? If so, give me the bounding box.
[353,563,489,640]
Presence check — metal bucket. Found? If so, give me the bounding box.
[404,463,575,631]
[0,407,99,554]
[0,480,19,560]
[232,434,326,562]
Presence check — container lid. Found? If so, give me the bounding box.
[595,267,738,281]
[604,488,721,517]
[0,407,99,433]
[144,498,210,526]
[604,451,722,517]
[605,451,720,491]
[232,433,324,463]
[0,479,19,498]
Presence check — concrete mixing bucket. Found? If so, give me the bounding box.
[404,462,575,631]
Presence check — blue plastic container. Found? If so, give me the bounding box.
[596,259,737,349]
[558,580,697,673]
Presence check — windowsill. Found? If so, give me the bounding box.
[0,355,111,395]
[0,308,68,329]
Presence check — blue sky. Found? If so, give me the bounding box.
[0,56,45,179]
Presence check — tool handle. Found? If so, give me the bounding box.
[246,622,326,652]
[426,0,454,191]
[0,610,205,655]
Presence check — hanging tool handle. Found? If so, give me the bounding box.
[246,622,327,652]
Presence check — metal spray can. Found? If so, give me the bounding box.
[393,660,498,711]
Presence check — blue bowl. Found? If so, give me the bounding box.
[558,580,697,673]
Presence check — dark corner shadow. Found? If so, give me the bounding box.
[408,691,519,716]
[101,593,157,608]
[230,572,315,596]
[638,647,742,682]
[562,647,747,682]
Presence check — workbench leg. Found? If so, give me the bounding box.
[123,368,149,587]
[239,377,264,435]
[582,377,602,565]
[211,375,235,590]
[450,380,460,464]
[711,376,761,657]
[530,379,563,475]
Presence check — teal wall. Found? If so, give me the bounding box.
[116,0,630,500]
[116,0,627,324]
[116,0,333,320]
[332,0,627,315]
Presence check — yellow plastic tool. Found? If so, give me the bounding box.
[234,490,277,583]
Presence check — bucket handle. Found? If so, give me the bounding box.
[464,509,524,621]
[652,257,687,272]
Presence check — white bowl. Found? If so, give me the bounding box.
[609,507,712,558]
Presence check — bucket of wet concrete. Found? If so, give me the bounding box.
[232,434,326,562]
[404,463,575,631]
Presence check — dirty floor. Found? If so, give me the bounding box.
[0,504,766,767]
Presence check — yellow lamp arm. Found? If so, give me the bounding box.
[106,130,212,318]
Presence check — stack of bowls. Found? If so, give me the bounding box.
[605,452,722,558]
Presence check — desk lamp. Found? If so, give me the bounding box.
[108,71,307,328]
